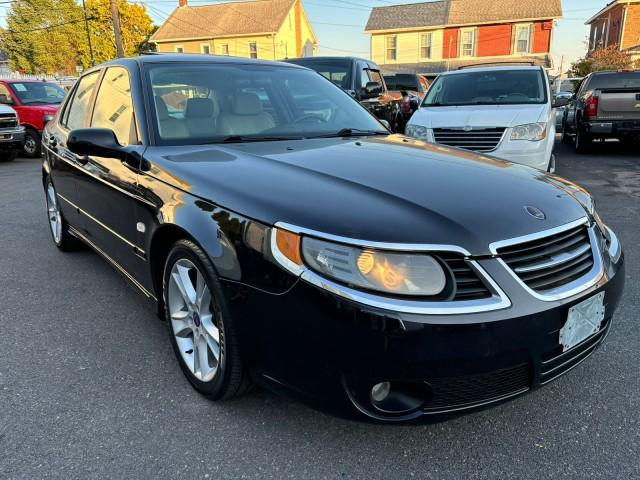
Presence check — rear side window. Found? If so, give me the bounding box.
[91,67,136,146]
[64,72,100,130]
[393,74,419,91]
[587,72,640,90]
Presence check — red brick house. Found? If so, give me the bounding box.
[365,0,562,75]
[586,0,640,61]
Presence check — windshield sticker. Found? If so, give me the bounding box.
[13,84,27,92]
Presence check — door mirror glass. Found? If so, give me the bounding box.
[67,128,123,158]
[552,95,570,108]
[0,94,14,105]
[361,81,382,99]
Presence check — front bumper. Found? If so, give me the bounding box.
[0,127,25,148]
[224,232,625,423]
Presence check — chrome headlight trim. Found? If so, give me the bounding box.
[272,222,511,315]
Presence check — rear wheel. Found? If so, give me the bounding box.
[163,239,252,400]
[0,150,18,162]
[23,128,41,158]
[575,127,591,154]
[561,122,571,144]
[44,178,80,251]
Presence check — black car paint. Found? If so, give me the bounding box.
[284,56,402,132]
[43,56,624,422]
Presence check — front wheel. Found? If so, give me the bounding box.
[163,239,252,400]
[23,128,41,158]
[44,178,80,251]
[0,150,18,162]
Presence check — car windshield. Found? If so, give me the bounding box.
[587,72,640,90]
[9,82,66,105]
[423,69,547,106]
[146,63,386,145]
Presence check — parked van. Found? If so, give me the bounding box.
[406,65,562,172]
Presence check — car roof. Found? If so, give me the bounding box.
[439,65,544,76]
[92,54,309,71]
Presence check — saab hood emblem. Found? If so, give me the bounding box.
[524,206,546,220]
[462,125,473,132]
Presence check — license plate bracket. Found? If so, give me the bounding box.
[559,292,605,352]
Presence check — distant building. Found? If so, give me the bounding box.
[150,0,317,60]
[365,0,562,76]
[586,0,640,61]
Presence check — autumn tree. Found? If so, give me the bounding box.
[570,46,639,77]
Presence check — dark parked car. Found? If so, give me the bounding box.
[43,55,624,423]
[284,56,402,132]
[561,70,640,153]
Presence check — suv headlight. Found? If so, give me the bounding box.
[272,229,447,296]
[405,124,429,141]
[510,123,547,141]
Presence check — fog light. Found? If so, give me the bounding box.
[371,381,391,403]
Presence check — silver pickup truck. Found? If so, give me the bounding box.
[561,70,640,153]
[0,103,24,162]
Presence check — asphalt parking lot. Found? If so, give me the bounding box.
[1,139,638,479]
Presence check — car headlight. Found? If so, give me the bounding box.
[43,114,55,124]
[405,124,429,141]
[510,123,547,141]
[272,229,447,296]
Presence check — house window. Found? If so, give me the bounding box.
[174,45,184,53]
[515,24,531,54]
[386,35,397,62]
[249,42,258,59]
[460,29,475,57]
[420,32,432,59]
[221,44,229,56]
[200,44,210,55]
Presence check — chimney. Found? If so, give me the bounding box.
[179,0,187,6]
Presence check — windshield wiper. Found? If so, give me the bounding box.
[202,135,301,144]
[309,128,388,139]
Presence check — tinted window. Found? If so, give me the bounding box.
[147,63,385,146]
[390,74,419,91]
[8,82,66,105]
[65,72,100,130]
[384,76,396,89]
[423,69,547,106]
[287,59,351,89]
[91,67,135,146]
[587,72,640,90]
[367,70,384,87]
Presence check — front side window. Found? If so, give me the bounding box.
[249,42,258,59]
[290,59,351,89]
[8,81,66,105]
[91,67,135,146]
[386,36,397,62]
[423,69,547,106]
[420,33,432,59]
[515,24,531,54]
[146,63,385,146]
[64,72,100,130]
[461,29,475,57]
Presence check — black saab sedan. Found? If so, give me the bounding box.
[42,55,624,423]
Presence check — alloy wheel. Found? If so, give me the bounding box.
[167,258,221,382]
[46,183,62,244]
[24,134,38,156]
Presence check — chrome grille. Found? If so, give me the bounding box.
[433,127,505,152]
[438,253,492,300]
[497,225,595,293]
[0,113,17,129]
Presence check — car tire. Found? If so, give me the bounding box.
[561,123,571,144]
[44,177,80,251]
[163,239,252,400]
[574,127,591,154]
[23,128,41,158]
[0,150,18,162]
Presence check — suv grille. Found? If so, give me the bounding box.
[438,253,492,301]
[0,113,17,129]
[497,225,594,293]
[433,127,505,152]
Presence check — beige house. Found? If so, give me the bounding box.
[586,0,640,62]
[150,0,317,60]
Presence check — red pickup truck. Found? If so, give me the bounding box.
[0,80,66,157]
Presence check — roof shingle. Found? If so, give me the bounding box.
[151,0,296,42]
[365,0,562,32]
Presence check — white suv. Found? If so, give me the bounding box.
[406,65,556,172]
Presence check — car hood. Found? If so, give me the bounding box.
[146,136,588,255]
[410,104,546,129]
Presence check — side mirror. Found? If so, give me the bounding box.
[552,96,570,108]
[409,96,420,110]
[360,81,382,99]
[0,94,14,105]
[67,128,123,159]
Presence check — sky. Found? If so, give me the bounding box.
[0,0,609,73]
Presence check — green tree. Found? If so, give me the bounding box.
[3,0,85,75]
[570,46,639,77]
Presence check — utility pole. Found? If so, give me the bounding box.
[110,0,125,58]
[81,0,95,66]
